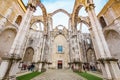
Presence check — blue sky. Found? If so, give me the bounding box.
[22,0,108,14]
[22,0,108,32]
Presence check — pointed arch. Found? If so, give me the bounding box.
[50,9,70,17]
[37,2,48,32]
[23,47,34,62]
[0,28,17,62]
[72,4,84,28]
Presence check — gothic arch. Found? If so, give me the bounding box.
[86,48,96,64]
[77,17,90,27]
[23,47,34,63]
[31,20,44,31]
[54,25,68,40]
[50,9,70,17]
[55,25,66,30]
[31,20,44,26]
[77,21,90,33]
[51,10,70,29]
[2,26,17,33]
[104,30,120,64]
[37,2,48,31]
[0,28,17,62]
[54,32,67,40]
[72,4,84,28]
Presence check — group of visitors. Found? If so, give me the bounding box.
[71,63,96,72]
[21,62,35,71]
[83,63,96,72]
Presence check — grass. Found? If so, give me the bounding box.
[75,71,103,80]
[16,72,42,80]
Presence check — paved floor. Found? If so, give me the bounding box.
[32,69,85,80]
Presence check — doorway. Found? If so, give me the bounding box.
[58,60,62,69]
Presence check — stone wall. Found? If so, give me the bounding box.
[51,34,70,69]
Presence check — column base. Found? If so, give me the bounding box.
[98,58,120,80]
[0,55,21,80]
[38,63,42,72]
[0,60,9,80]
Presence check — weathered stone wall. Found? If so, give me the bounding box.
[98,0,120,26]
[0,0,25,26]
[51,34,70,69]
[0,0,25,63]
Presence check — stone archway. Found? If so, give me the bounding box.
[86,49,96,64]
[104,30,120,65]
[50,9,70,17]
[23,47,34,63]
[0,29,16,63]
[86,48,97,71]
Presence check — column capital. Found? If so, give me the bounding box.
[88,27,92,31]
[85,4,95,12]
[27,0,39,12]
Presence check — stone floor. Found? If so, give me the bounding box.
[32,69,85,80]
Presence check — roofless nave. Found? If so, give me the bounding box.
[0,0,120,80]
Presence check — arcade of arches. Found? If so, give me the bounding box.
[0,0,120,80]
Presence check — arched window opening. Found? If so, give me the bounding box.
[77,23,89,33]
[33,7,42,16]
[23,47,34,62]
[15,15,22,25]
[31,22,44,31]
[57,25,64,30]
[52,12,69,29]
[87,38,90,44]
[78,7,88,17]
[99,16,107,28]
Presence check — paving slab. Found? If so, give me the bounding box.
[32,69,85,80]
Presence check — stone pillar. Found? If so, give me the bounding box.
[0,1,37,79]
[86,3,120,80]
[38,35,46,72]
[89,27,100,59]
[0,7,12,30]
[47,16,52,64]
[85,4,112,79]
[86,7,106,58]
[48,16,53,31]
[33,31,41,63]
[91,7,112,58]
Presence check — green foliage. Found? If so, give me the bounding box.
[16,72,42,80]
[75,71,103,80]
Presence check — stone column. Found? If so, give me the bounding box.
[33,31,41,63]
[38,35,46,72]
[47,17,52,64]
[0,1,37,79]
[77,37,82,62]
[68,19,72,31]
[86,3,120,80]
[0,7,12,30]
[91,7,112,58]
[85,4,112,79]
[48,16,53,31]
[86,6,106,58]
[89,27,99,59]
